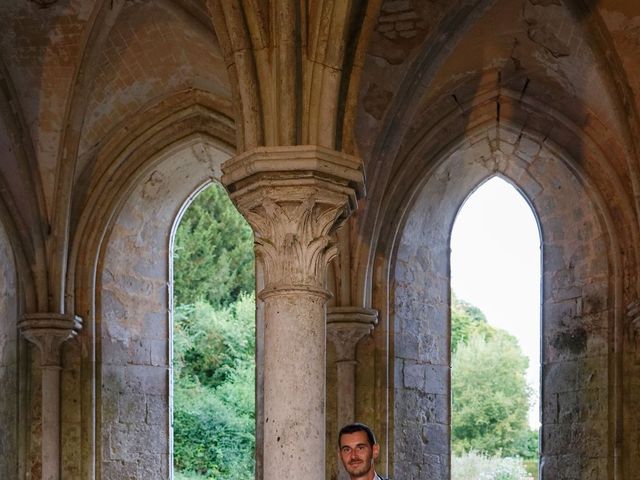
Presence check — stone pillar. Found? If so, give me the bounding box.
[222,145,363,480]
[327,307,378,480]
[327,307,378,428]
[18,313,82,480]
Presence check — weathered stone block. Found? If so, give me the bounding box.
[543,360,578,393]
[118,393,146,423]
[125,365,167,395]
[128,338,151,365]
[403,361,425,390]
[421,423,449,455]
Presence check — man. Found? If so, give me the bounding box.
[338,423,388,480]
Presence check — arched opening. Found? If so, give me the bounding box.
[450,176,540,479]
[391,124,615,480]
[97,140,250,478]
[171,182,255,480]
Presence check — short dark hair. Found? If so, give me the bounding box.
[338,423,377,447]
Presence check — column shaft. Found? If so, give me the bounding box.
[262,290,327,479]
[222,145,364,480]
[335,360,357,429]
[41,366,61,480]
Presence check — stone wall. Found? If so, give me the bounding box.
[98,141,228,479]
[625,306,640,479]
[392,125,615,479]
[0,220,19,478]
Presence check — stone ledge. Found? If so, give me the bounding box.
[221,145,365,199]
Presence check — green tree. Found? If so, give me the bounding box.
[451,292,494,353]
[173,183,254,308]
[452,330,532,457]
[451,294,537,459]
[172,184,256,479]
[174,295,255,389]
[173,295,256,479]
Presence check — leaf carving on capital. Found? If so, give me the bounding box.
[244,196,343,290]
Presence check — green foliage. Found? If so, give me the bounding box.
[173,184,256,479]
[451,294,538,460]
[451,292,494,353]
[174,296,255,389]
[173,296,256,479]
[511,429,539,460]
[173,183,254,308]
[523,459,539,479]
[452,451,531,480]
[173,375,254,479]
[174,471,209,480]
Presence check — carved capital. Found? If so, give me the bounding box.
[18,313,83,367]
[222,146,364,292]
[327,307,378,361]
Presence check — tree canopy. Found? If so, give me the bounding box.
[173,183,254,308]
[451,292,494,353]
[451,295,537,459]
[173,183,256,479]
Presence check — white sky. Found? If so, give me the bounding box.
[450,176,541,428]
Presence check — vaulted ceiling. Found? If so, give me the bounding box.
[0,0,638,310]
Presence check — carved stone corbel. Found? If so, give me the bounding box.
[327,307,378,362]
[18,313,82,367]
[327,307,378,421]
[223,145,364,293]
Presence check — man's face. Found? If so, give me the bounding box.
[339,431,379,479]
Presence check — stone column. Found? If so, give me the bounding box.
[18,313,82,480]
[327,307,378,427]
[222,145,363,480]
[327,307,378,480]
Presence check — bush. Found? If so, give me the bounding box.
[174,295,255,389]
[173,183,254,308]
[173,295,256,479]
[452,451,531,480]
[173,182,256,479]
[173,376,255,479]
[174,471,208,480]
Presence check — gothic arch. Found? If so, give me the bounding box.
[361,87,639,312]
[63,92,237,477]
[355,0,640,319]
[95,139,232,477]
[387,122,622,478]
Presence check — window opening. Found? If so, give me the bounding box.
[450,176,541,479]
[172,182,256,480]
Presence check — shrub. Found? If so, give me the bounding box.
[452,451,531,480]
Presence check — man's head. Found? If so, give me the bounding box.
[338,423,380,480]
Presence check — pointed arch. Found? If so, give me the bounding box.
[449,175,542,471]
[387,123,622,478]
